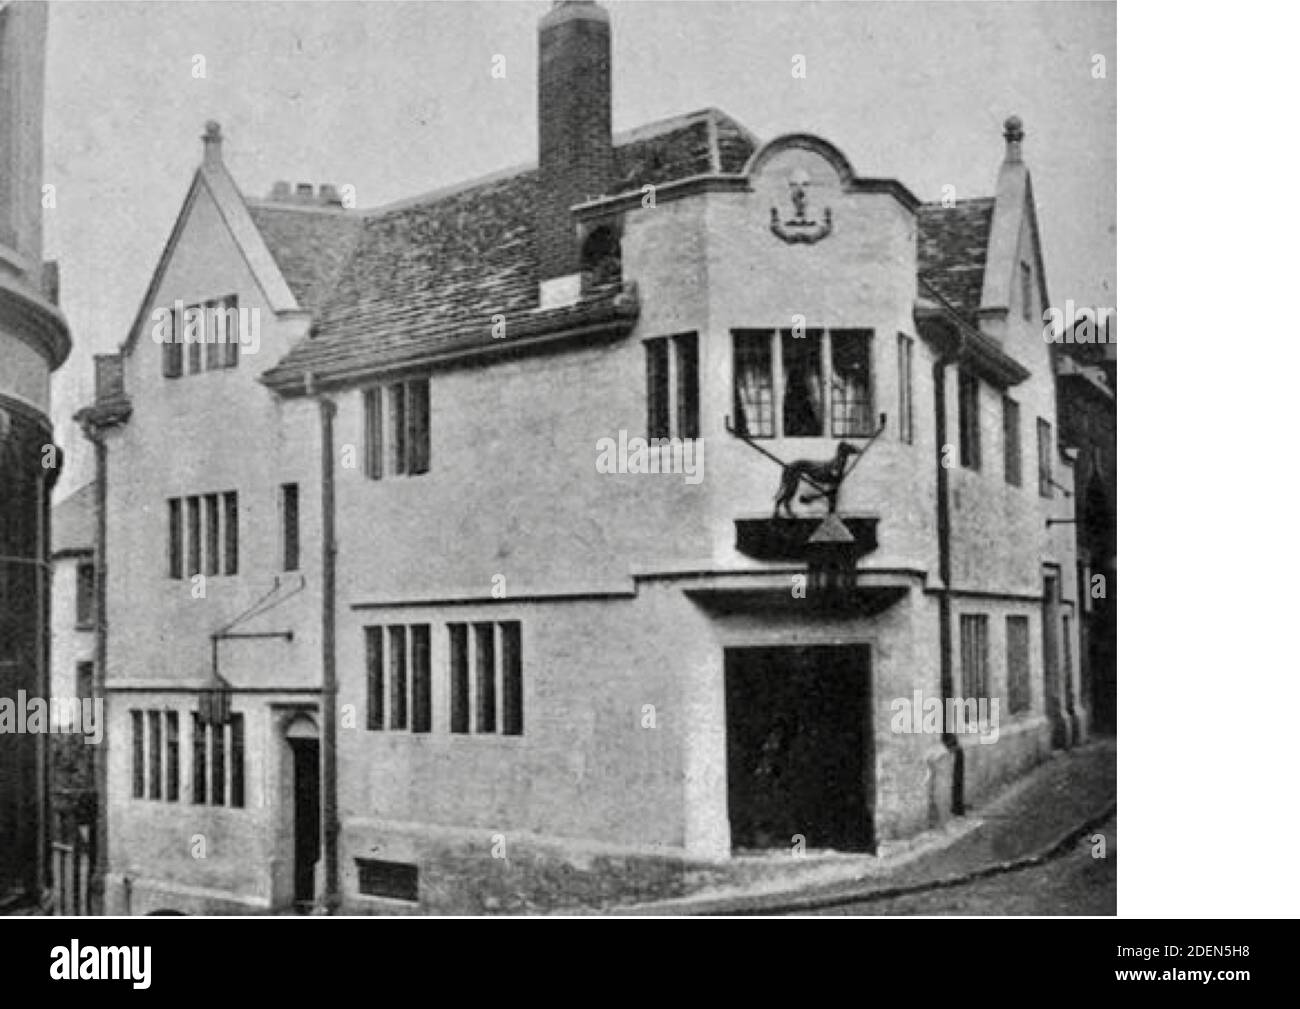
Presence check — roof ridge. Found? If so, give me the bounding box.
[919,196,995,210]
[352,107,754,219]
[361,160,535,219]
[245,199,364,219]
[612,106,720,144]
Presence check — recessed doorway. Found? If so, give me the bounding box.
[724,645,873,853]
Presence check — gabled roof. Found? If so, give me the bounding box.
[52,482,96,556]
[916,198,995,320]
[120,153,303,358]
[244,107,1019,391]
[260,109,755,392]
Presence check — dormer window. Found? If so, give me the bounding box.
[580,225,621,288]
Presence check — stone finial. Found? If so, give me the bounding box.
[1002,115,1024,163]
[202,120,223,166]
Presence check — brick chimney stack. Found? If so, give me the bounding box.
[536,1,614,289]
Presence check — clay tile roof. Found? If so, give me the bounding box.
[260,109,757,392]
[916,197,995,318]
[244,203,363,313]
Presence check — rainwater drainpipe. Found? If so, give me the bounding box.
[305,371,341,914]
[83,424,110,912]
[932,354,964,817]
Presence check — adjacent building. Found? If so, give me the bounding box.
[84,1,1086,914]
[1057,339,1116,735]
[0,0,71,906]
[50,483,96,716]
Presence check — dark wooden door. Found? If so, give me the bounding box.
[725,645,873,853]
[290,739,320,906]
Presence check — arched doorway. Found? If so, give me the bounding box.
[283,713,319,911]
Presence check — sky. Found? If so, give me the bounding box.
[42,0,1116,497]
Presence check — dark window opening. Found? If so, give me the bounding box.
[131,710,144,798]
[212,713,226,806]
[675,333,700,440]
[192,715,207,804]
[389,381,407,477]
[580,226,621,287]
[502,622,523,736]
[168,498,183,579]
[75,560,94,628]
[165,711,179,802]
[203,493,220,576]
[733,330,775,438]
[407,379,430,476]
[474,622,496,734]
[781,329,824,437]
[1007,615,1031,714]
[186,496,201,577]
[230,714,245,808]
[1003,397,1022,486]
[216,295,240,369]
[163,334,183,378]
[1038,418,1054,498]
[388,625,408,730]
[958,370,981,470]
[75,661,93,700]
[223,491,238,575]
[356,859,419,901]
[188,327,203,376]
[646,339,670,440]
[959,614,990,701]
[411,625,432,733]
[147,710,162,799]
[897,334,914,444]
[281,483,299,572]
[449,623,469,734]
[365,626,384,731]
[830,329,873,436]
[364,388,383,480]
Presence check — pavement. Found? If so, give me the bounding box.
[615,736,1116,915]
[813,811,1116,915]
[10,738,1116,916]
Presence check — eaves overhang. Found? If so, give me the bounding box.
[916,279,1030,388]
[261,282,641,397]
